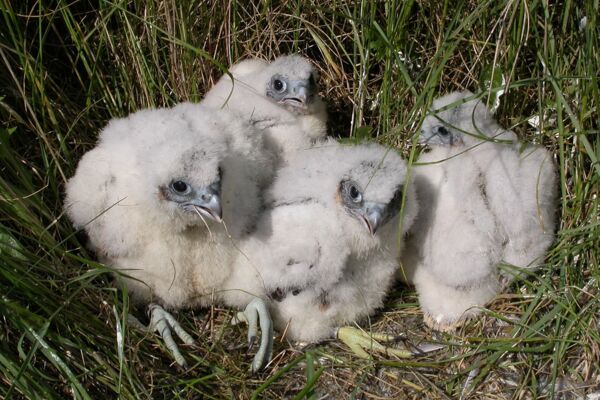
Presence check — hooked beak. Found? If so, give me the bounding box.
[355,202,386,235]
[281,84,309,109]
[353,188,403,235]
[187,185,222,223]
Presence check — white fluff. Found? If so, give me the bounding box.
[65,106,271,310]
[220,140,418,342]
[400,91,557,330]
[202,55,328,157]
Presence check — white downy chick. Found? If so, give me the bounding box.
[202,54,328,157]
[401,91,557,331]
[221,140,418,356]
[64,106,273,368]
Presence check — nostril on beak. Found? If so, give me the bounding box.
[201,193,211,201]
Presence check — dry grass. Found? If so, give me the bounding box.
[0,0,598,398]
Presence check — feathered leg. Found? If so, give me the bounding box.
[415,269,500,331]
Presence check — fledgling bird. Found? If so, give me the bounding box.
[220,140,419,358]
[202,54,328,158]
[64,106,273,369]
[400,91,557,331]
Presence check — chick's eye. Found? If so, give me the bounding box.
[273,79,286,92]
[171,180,188,193]
[437,126,450,136]
[346,184,362,203]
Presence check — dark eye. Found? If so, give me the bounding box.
[171,180,189,193]
[346,183,362,203]
[341,180,363,205]
[350,185,360,200]
[437,126,450,136]
[273,79,286,92]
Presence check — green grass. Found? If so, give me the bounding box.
[0,0,598,398]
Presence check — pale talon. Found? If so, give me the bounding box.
[129,304,195,368]
[235,298,273,372]
[336,326,412,359]
[151,304,195,346]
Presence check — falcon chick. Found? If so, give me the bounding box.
[202,54,328,158]
[65,106,273,369]
[401,91,557,331]
[221,140,419,359]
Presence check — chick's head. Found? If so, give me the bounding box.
[260,55,321,115]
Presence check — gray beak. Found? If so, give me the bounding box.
[189,185,222,223]
[292,85,308,103]
[357,201,386,235]
[354,187,403,235]
[282,82,310,108]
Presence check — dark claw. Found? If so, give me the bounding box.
[389,334,408,344]
[247,335,257,352]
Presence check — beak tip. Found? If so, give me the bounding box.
[359,215,376,236]
[212,204,223,223]
[191,198,222,224]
